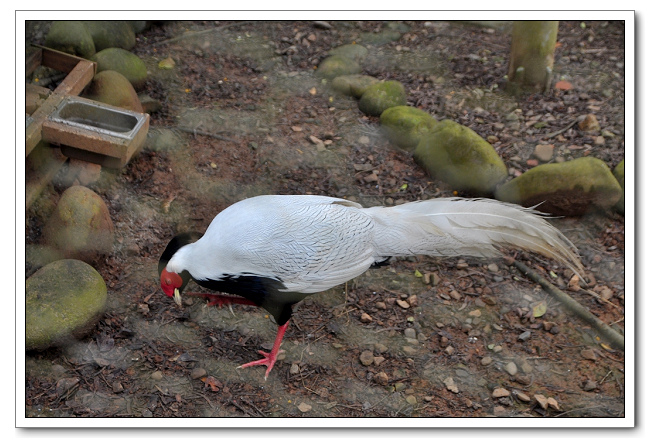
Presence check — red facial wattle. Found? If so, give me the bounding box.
[160,268,183,297]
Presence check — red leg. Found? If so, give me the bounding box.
[185,292,256,308]
[237,321,290,380]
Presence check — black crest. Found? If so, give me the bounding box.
[158,231,204,276]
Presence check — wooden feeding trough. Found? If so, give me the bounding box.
[25,45,150,207]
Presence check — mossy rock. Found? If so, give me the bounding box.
[380,106,438,150]
[83,70,143,113]
[414,119,507,195]
[127,21,150,34]
[358,80,407,117]
[44,185,114,262]
[315,55,361,80]
[26,259,107,350]
[331,74,380,98]
[90,48,147,90]
[44,21,95,58]
[613,159,624,214]
[328,43,369,63]
[359,29,403,45]
[495,157,623,216]
[84,21,136,51]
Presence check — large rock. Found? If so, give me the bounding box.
[328,44,369,63]
[380,105,438,150]
[315,55,361,80]
[44,186,114,261]
[331,75,380,98]
[90,48,148,90]
[127,21,150,34]
[83,70,144,113]
[358,80,407,117]
[359,29,402,45]
[26,259,107,350]
[44,21,95,58]
[613,159,624,214]
[84,21,136,51]
[495,157,622,216]
[414,120,508,195]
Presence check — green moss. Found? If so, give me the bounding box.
[44,21,95,58]
[84,20,136,51]
[331,75,380,98]
[328,44,368,63]
[90,48,147,89]
[26,259,107,350]
[315,55,361,80]
[495,157,622,215]
[613,159,624,214]
[358,81,407,117]
[380,106,438,150]
[414,120,507,195]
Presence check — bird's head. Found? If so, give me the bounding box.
[158,231,204,306]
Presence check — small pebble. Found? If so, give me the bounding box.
[518,331,532,341]
[374,371,389,385]
[468,309,481,318]
[402,346,418,355]
[405,395,417,405]
[487,263,499,273]
[290,363,300,375]
[492,387,510,398]
[520,361,534,374]
[513,390,531,402]
[396,299,410,309]
[505,362,518,376]
[445,345,455,355]
[297,402,312,413]
[534,394,549,410]
[583,379,599,391]
[374,343,389,353]
[533,144,554,162]
[151,371,163,380]
[360,313,373,323]
[444,377,459,393]
[190,368,207,379]
[481,356,493,366]
[547,397,560,411]
[373,356,385,366]
[359,350,374,366]
[581,349,598,361]
[404,328,416,339]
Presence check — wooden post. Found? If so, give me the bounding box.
[507,21,559,94]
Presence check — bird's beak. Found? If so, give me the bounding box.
[173,288,183,307]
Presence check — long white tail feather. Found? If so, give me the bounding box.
[173,195,583,296]
[365,198,582,276]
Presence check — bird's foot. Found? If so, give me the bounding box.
[237,349,285,380]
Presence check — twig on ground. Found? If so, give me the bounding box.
[512,260,624,351]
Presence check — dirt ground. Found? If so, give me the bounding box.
[24,20,626,421]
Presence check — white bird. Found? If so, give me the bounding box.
[159,194,583,379]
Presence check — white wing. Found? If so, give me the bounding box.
[182,195,380,293]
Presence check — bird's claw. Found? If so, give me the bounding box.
[237,349,285,380]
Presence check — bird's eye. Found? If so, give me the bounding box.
[164,278,172,285]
